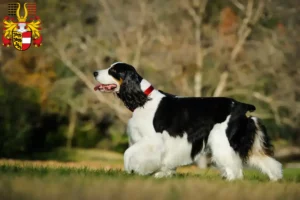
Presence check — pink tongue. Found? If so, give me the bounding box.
[94,84,103,91]
[94,84,116,91]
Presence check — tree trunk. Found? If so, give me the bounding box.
[194,10,203,98]
[66,107,77,149]
[213,71,229,97]
[194,71,202,97]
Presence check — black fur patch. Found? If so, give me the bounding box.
[110,63,150,111]
[225,110,256,161]
[108,63,138,82]
[153,97,257,159]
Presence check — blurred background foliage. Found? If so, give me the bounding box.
[0,0,299,159]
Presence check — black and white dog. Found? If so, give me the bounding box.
[93,62,282,181]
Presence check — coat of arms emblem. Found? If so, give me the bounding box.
[2,2,42,51]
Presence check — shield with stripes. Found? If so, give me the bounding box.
[12,31,32,51]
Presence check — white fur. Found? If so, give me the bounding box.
[208,115,243,180]
[129,85,165,138]
[126,118,143,146]
[140,79,152,91]
[94,68,115,85]
[124,135,164,175]
[193,141,208,169]
[161,132,194,169]
[248,155,282,181]
[247,117,283,181]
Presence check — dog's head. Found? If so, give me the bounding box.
[93,62,151,111]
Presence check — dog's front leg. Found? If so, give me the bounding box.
[153,167,176,178]
[124,136,165,176]
[126,118,143,146]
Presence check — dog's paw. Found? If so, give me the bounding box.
[154,171,175,178]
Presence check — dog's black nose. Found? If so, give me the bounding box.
[93,71,98,77]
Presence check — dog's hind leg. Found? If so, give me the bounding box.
[247,118,282,181]
[208,116,243,181]
[248,155,282,181]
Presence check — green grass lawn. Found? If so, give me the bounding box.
[0,162,299,200]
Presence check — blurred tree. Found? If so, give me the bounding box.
[0,75,66,157]
[2,51,56,106]
[40,0,299,141]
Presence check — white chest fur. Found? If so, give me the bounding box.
[126,88,164,144]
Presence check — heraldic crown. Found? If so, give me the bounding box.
[2,2,42,51]
[17,3,28,22]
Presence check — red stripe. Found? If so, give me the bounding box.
[144,85,154,96]
[23,32,32,37]
[22,43,31,51]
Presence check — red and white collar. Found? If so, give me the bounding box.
[140,79,154,96]
[128,79,154,112]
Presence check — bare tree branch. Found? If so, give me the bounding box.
[132,1,147,69]
[49,37,130,123]
[231,0,265,62]
[253,92,281,125]
[99,0,128,49]
[230,0,245,11]
[214,0,266,97]
[213,71,229,97]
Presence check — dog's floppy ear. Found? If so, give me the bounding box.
[117,71,150,111]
